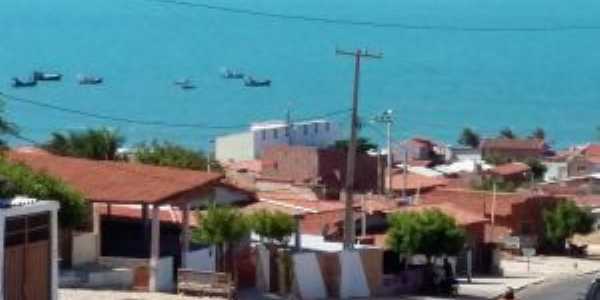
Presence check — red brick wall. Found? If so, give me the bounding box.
[261,145,379,197]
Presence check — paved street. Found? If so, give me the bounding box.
[517,272,599,300]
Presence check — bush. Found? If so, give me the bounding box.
[249,210,296,246]
[0,159,87,228]
[134,140,221,172]
[386,209,466,260]
[543,200,594,251]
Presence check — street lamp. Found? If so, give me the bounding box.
[372,109,393,196]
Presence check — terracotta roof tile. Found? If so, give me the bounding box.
[488,162,531,176]
[390,172,447,191]
[481,138,545,151]
[385,202,488,226]
[8,148,223,204]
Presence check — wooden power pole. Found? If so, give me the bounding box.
[336,48,382,250]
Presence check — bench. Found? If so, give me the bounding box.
[177,269,236,300]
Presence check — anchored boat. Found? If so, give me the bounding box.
[12,77,37,88]
[78,75,103,85]
[243,76,271,87]
[33,71,62,81]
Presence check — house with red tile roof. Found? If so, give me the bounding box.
[485,162,531,184]
[7,148,226,291]
[480,138,546,161]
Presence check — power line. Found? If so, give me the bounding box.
[0,91,350,131]
[144,0,600,32]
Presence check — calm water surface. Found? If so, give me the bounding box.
[1,0,600,149]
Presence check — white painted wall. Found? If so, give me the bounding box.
[339,250,370,299]
[544,161,568,182]
[72,231,98,266]
[185,247,216,272]
[292,252,327,299]
[215,132,255,162]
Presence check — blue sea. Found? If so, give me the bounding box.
[2,0,600,150]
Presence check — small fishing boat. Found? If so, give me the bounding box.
[220,68,244,79]
[174,78,192,86]
[180,82,197,90]
[33,71,62,81]
[78,75,103,85]
[243,76,271,87]
[12,77,37,88]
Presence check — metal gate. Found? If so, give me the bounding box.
[4,212,50,300]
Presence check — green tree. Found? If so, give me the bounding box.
[530,127,546,140]
[44,128,125,160]
[249,210,296,246]
[386,209,466,262]
[334,137,378,154]
[525,158,547,181]
[0,103,18,150]
[458,128,480,148]
[134,140,221,171]
[0,159,87,228]
[193,205,249,275]
[543,200,594,252]
[499,128,516,139]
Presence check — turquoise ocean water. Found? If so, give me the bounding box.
[1,0,600,150]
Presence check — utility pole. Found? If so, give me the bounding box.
[336,47,382,250]
[373,109,393,196]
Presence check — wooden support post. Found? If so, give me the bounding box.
[181,202,191,268]
[293,213,304,252]
[149,205,161,292]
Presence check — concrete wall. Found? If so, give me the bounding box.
[543,161,568,182]
[98,256,148,269]
[72,231,98,266]
[215,132,255,162]
[157,257,174,292]
[185,247,216,272]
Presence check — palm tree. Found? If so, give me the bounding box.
[193,205,249,277]
[44,128,125,160]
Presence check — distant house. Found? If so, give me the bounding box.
[387,170,447,197]
[565,144,600,177]
[485,162,531,184]
[391,138,445,165]
[215,119,339,162]
[480,138,546,161]
[258,144,379,199]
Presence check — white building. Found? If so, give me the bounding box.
[216,119,339,162]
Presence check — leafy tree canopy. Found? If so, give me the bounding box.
[134,140,221,172]
[0,159,87,228]
[249,210,296,246]
[525,158,547,181]
[334,137,378,154]
[543,200,594,249]
[499,128,517,139]
[192,205,249,246]
[386,209,466,260]
[44,127,125,161]
[458,128,480,148]
[530,127,546,140]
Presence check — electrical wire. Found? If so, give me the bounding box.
[145,0,600,32]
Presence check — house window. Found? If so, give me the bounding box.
[303,125,308,135]
[273,129,278,139]
[325,122,330,132]
[314,123,319,134]
[261,130,266,140]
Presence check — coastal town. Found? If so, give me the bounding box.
[1,107,600,299]
[3,0,600,299]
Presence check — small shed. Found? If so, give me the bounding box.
[0,197,60,300]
